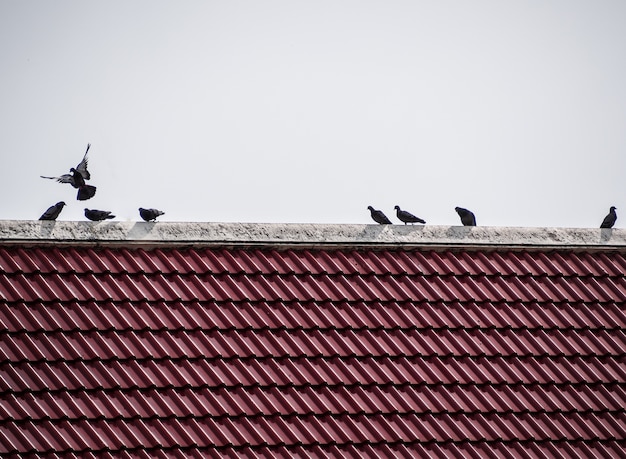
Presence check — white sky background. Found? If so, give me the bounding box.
[1,1,624,227]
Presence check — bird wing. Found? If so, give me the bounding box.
[39,206,56,219]
[39,202,63,220]
[86,209,108,220]
[404,210,426,223]
[74,143,91,180]
[377,211,392,224]
[40,174,75,185]
[601,213,615,228]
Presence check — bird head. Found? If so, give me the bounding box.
[58,202,66,207]
[367,206,374,211]
[394,206,400,211]
[611,206,617,211]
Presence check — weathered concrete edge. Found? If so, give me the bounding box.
[0,220,625,250]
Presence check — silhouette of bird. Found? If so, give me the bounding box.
[139,208,165,222]
[368,206,392,224]
[394,205,426,225]
[41,143,97,200]
[39,201,66,221]
[600,206,617,228]
[84,208,115,221]
[455,207,476,226]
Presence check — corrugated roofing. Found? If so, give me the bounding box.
[1,244,625,457]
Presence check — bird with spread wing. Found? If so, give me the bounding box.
[41,143,97,200]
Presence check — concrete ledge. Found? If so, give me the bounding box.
[0,220,625,250]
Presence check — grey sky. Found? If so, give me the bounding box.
[1,1,624,227]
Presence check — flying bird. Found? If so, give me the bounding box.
[600,206,617,228]
[394,205,426,225]
[139,208,165,222]
[368,206,392,224]
[455,207,476,226]
[84,208,115,221]
[39,201,66,221]
[41,143,97,200]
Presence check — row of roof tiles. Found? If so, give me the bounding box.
[2,412,625,451]
[2,247,625,277]
[2,441,625,459]
[2,328,625,362]
[4,384,626,420]
[3,300,625,332]
[2,356,623,391]
[2,271,624,303]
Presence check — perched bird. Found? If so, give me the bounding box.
[600,206,617,228]
[41,143,97,200]
[455,207,476,226]
[84,208,115,221]
[139,207,165,222]
[39,201,66,221]
[394,205,426,225]
[368,206,392,224]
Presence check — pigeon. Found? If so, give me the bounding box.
[39,201,66,221]
[455,207,476,226]
[84,208,115,221]
[139,207,165,222]
[368,206,392,224]
[600,206,617,228]
[41,143,97,200]
[394,205,426,225]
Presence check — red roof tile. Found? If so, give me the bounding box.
[0,245,625,456]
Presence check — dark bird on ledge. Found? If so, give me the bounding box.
[600,206,617,228]
[455,207,476,226]
[394,205,426,225]
[84,208,115,221]
[139,208,165,222]
[41,143,97,200]
[39,201,66,221]
[368,206,392,224]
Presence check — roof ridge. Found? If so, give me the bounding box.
[3,221,626,250]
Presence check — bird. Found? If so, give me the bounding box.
[39,201,66,221]
[600,206,617,228]
[394,205,426,225]
[84,208,115,221]
[455,207,476,226]
[41,143,97,200]
[368,206,392,224]
[139,208,165,222]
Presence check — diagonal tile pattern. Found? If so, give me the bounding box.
[0,245,625,456]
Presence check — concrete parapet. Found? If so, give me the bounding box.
[1,220,625,250]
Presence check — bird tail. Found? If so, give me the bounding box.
[77,185,97,201]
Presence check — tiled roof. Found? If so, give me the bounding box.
[1,242,625,457]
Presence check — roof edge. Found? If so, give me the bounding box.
[0,220,625,250]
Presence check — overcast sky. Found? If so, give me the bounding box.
[1,1,624,227]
